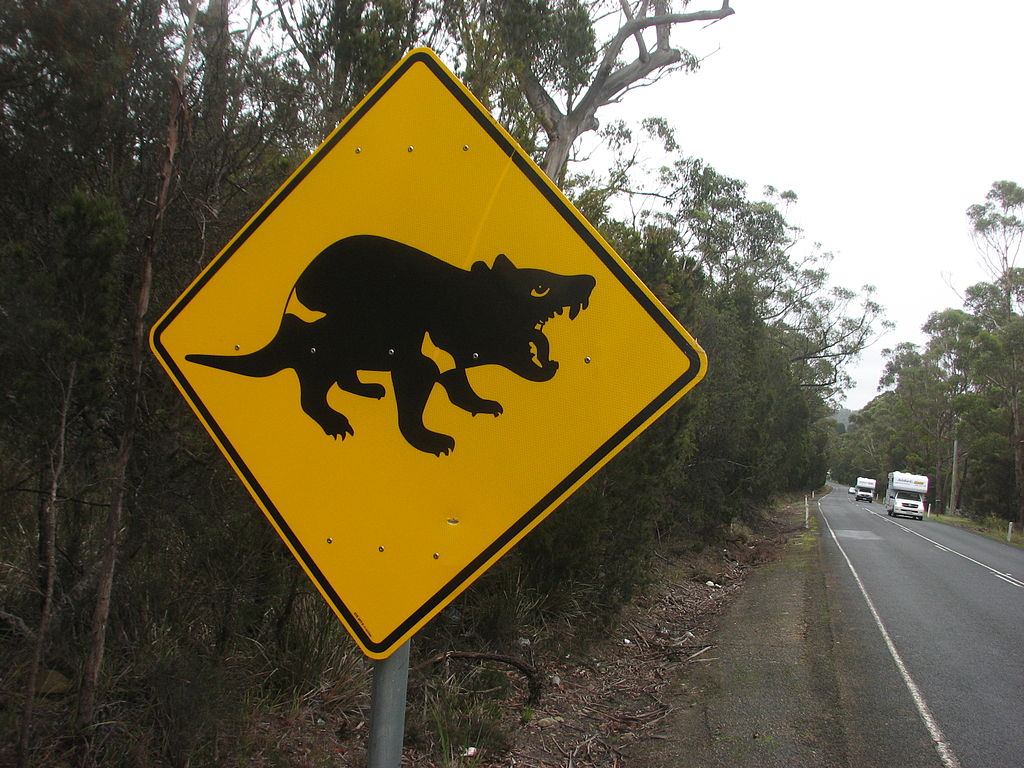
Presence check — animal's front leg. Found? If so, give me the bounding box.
[438,369,502,416]
[392,357,455,456]
[297,367,354,439]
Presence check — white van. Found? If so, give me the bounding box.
[885,472,928,520]
[855,477,876,502]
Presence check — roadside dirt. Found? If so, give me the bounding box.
[437,499,812,768]
[244,498,811,768]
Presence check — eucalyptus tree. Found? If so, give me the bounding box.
[968,180,1024,303]
[878,330,968,511]
[268,0,433,138]
[1,192,127,767]
[0,0,176,754]
[964,181,1024,525]
[841,291,1021,520]
[591,130,890,404]
[1,0,340,753]
[439,0,736,182]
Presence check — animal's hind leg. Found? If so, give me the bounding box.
[438,369,502,416]
[392,357,455,456]
[296,368,353,439]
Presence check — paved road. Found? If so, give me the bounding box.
[819,484,1024,768]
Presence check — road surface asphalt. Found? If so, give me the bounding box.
[629,490,954,768]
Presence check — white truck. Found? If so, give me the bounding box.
[885,471,928,520]
[854,477,876,502]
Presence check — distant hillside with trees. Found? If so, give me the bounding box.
[831,408,853,430]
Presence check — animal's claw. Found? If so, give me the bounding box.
[318,413,354,441]
[470,400,502,417]
[407,429,455,456]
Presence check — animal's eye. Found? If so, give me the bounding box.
[531,285,550,297]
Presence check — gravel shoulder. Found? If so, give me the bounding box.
[489,496,834,768]
[626,502,845,768]
[238,496,830,768]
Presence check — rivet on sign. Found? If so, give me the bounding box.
[378,546,385,553]
[585,356,592,364]
[234,345,240,351]
[355,147,362,153]
[407,145,414,152]
[388,348,396,356]
[327,537,333,544]
[472,352,479,360]
[447,518,459,525]
[433,553,440,560]
[311,347,316,354]
[462,145,470,151]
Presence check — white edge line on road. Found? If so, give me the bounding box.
[871,511,1024,588]
[820,503,962,768]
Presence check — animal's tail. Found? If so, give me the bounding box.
[186,315,304,377]
[185,349,282,377]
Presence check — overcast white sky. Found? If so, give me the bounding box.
[595,0,1024,411]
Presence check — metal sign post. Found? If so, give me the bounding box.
[367,641,411,768]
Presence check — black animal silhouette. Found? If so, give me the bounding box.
[187,235,596,455]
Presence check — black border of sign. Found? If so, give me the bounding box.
[151,49,706,656]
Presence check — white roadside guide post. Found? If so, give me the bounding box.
[149,48,708,767]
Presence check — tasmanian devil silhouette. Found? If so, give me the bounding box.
[186,235,596,455]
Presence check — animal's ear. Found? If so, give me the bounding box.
[471,261,489,274]
[493,253,517,274]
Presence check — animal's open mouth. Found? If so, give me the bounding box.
[528,330,551,368]
[537,297,590,327]
[530,297,589,368]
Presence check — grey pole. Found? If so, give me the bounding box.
[948,433,960,515]
[367,640,411,768]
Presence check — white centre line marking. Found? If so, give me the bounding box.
[871,512,1024,588]
[820,504,962,768]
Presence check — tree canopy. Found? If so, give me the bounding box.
[832,181,1024,526]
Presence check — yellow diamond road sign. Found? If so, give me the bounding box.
[150,48,707,659]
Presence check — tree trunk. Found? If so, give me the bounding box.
[76,75,187,732]
[17,364,75,767]
[516,1,736,184]
[542,112,599,185]
[199,0,230,132]
[1014,399,1024,528]
[947,433,960,516]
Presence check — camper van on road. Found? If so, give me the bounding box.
[885,471,929,520]
[854,477,876,502]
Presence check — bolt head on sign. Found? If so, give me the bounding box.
[150,47,707,659]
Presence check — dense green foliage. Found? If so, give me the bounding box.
[831,181,1024,525]
[1,2,878,765]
